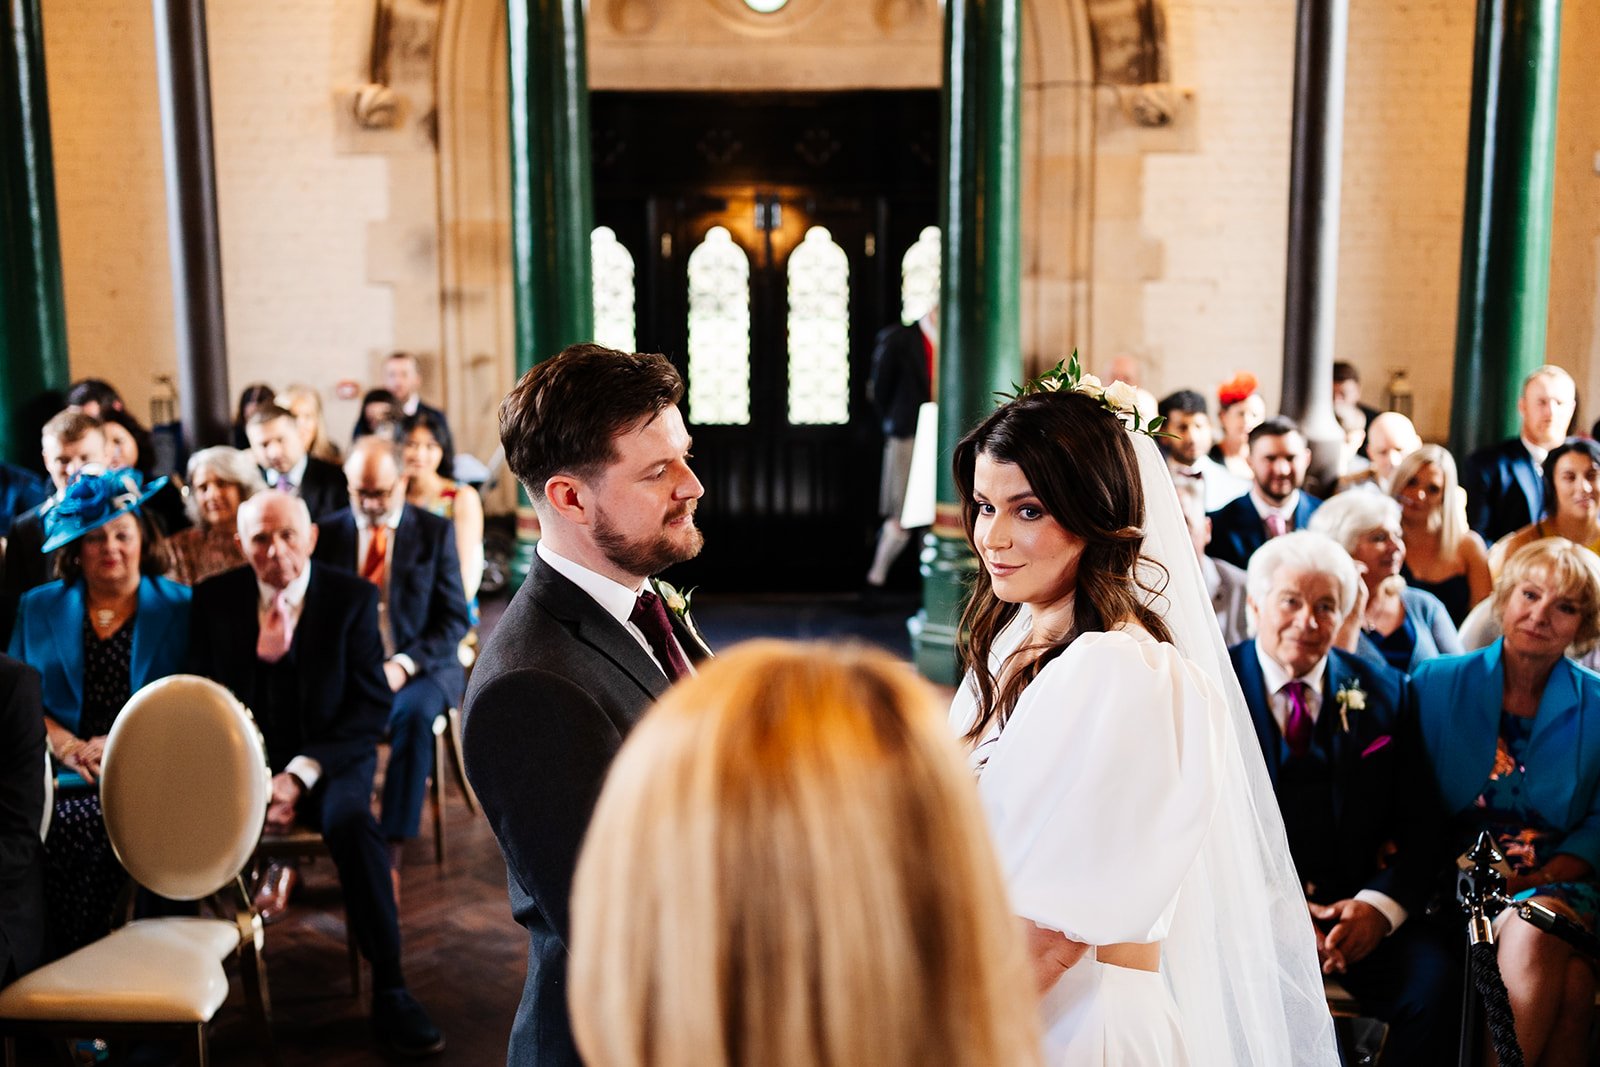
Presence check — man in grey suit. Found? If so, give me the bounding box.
[462,343,711,1067]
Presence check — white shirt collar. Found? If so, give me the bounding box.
[1522,435,1550,469]
[401,395,421,418]
[1255,640,1327,703]
[264,455,309,489]
[257,560,313,610]
[536,541,646,629]
[358,506,403,531]
[1249,487,1301,522]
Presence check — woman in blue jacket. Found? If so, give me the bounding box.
[8,469,190,954]
[1413,537,1600,1065]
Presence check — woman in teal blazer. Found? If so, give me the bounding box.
[5,469,190,953]
[1412,538,1600,1064]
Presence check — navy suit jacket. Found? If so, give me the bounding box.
[188,564,390,777]
[312,505,470,699]
[1230,641,1443,911]
[1206,491,1323,571]
[0,464,47,540]
[1463,437,1543,545]
[463,556,711,1067]
[8,576,191,737]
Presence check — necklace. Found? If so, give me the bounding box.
[94,609,117,627]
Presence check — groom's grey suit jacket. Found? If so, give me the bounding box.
[462,555,709,1067]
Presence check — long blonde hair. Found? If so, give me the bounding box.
[569,641,1040,1067]
[1390,444,1469,563]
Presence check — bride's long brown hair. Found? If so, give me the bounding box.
[955,390,1172,747]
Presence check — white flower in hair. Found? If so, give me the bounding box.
[1003,352,1172,441]
[1103,380,1140,412]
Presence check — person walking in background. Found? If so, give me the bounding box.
[865,306,935,589]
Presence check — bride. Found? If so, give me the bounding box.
[948,373,1339,1065]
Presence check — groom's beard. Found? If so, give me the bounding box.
[594,502,704,578]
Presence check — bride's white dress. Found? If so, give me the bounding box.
[950,612,1227,1066]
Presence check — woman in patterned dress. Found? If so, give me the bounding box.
[402,410,483,604]
[6,470,190,955]
[1414,537,1600,1065]
[166,447,265,586]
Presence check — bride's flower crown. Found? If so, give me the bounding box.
[1001,351,1171,439]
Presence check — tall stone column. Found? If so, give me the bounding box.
[1451,0,1562,455]
[1280,0,1349,490]
[0,0,69,465]
[506,0,594,585]
[911,0,1022,685]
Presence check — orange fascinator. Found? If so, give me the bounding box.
[1217,372,1258,409]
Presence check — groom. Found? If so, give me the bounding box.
[463,343,712,1067]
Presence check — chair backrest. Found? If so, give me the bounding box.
[100,675,271,900]
[40,746,52,842]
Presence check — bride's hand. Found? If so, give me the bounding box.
[1022,920,1089,993]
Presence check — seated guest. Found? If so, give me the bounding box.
[402,411,484,603]
[1466,364,1577,544]
[1390,445,1491,625]
[1331,404,1369,483]
[1489,437,1600,579]
[7,470,188,954]
[1207,416,1322,570]
[0,462,48,542]
[230,382,275,451]
[1209,372,1264,483]
[354,389,398,441]
[1158,389,1248,511]
[64,379,123,421]
[364,353,454,456]
[167,447,264,586]
[99,407,188,535]
[1332,361,1380,452]
[1,410,108,648]
[244,403,347,520]
[278,383,342,465]
[1309,492,1463,675]
[190,491,444,1057]
[569,641,1041,1067]
[0,653,46,985]
[1231,532,1456,1065]
[313,438,469,888]
[1413,537,1600,1065]
[1361,411,1422,494]
[1173,474,1248,646]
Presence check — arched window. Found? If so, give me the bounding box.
[786,226,850,425]
[686,226,751,426]
[590,226,636,353]
[901,224,940,325]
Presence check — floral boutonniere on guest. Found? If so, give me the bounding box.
[653,579,712,659]
[1334,680,1366,733]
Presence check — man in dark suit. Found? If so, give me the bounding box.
[1233,531,1456,1065]
[351,353,455,458]
[0,463,47,543]
[245,403,347,520]
[0,410,107,647]
[865,308,934,588]
[464,343,711,1067]
[1207,415,1323,570]
[190,491,444,1058]
[0,654,45,987]
[1464,364,1576,544]
[314,437,470,877]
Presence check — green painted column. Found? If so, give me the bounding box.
[506,0,595,586]
[910,0,1022,685]
[1450,0,1562,456]
[0,0,69,466]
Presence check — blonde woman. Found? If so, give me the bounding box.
[570,641,1041,1067]
[277,383,342,464]
[1390,445,1491,625]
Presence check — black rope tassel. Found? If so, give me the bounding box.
[1470,941,1524,1067]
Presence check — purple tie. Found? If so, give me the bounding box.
[1265,513,1288,538]
[630,590,691,682]
[1281,680,1313,758]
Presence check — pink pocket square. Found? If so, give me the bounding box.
[1361,735,1392,758]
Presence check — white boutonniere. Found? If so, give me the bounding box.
[653,579,712,658]
[1334,681,1366,733]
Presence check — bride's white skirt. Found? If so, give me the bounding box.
[1040,959,1188,1067]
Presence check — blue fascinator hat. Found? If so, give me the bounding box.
[41,468,170,553]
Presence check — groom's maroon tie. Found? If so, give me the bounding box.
[630,590,691,682]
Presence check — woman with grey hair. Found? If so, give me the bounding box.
[1309,490,1462,675]
[166,446,265,585]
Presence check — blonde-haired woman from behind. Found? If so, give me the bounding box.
[569,640,1041,1067]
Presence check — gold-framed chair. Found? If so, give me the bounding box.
[427,707,477,865]
[0,676,277,1067]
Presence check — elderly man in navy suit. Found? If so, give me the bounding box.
[314,436,470,882]
[1230,531,1456,1065]
[1207,415,1323,570]
[1464,364,1577,544]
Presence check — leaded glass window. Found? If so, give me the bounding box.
[591,226,636,353]
[786,226,850,425]
[686,226,751,426]
[901,225,940,325]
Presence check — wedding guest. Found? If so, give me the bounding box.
[64,380,124,422]
[354,354,453,456]
[231,383,276,450]
[0,463,48,542]
[354,389,399,442]
[0,653,46,985]
[8,470,188,954]
[1158,389,1247,511]
[1364,412,1422,493]
[1233,532,1457,1065]
[402,411,484,603]
[1310,492,1462,675]
[1210,372,1264,482]
[1466,364,1577,544]
[166,447,264,586]
[1332,362,1379,452]
[278,383,342,465]
[1489,437,1600,579]
[570,641,1041,1067]
[1391,445,1491,625]
[245,403,347,520]
[1207,416,1322,570]
[1172,474,1248,646]
[1414,537,1600,1065]
[99,408,188,535]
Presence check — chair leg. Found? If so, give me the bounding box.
[3,1035,13,1067]
[239,937,279,1067]
[432,719,447,866]
[447,708,480,814]
[179,1023,209,1067]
